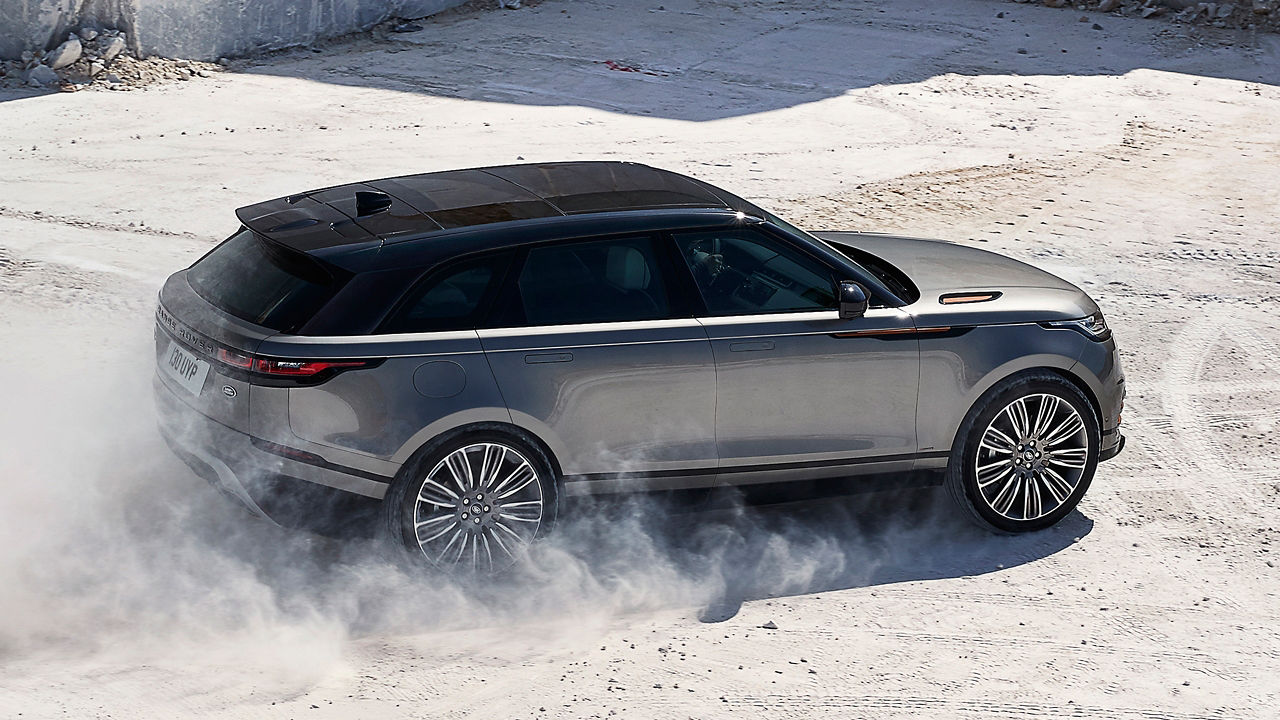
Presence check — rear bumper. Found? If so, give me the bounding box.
[154,375,386,533]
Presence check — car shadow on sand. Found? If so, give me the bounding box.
[560,480,1094,624]
[168,458,1092,634]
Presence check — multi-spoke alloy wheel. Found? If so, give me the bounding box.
[413,442,543,571]
[383,430,557,573]
[974,393,1088,521]
[946,373,1100,533]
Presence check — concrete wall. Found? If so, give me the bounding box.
[133,0,465,60]
[1,0,132,60]
[0,0,465,60]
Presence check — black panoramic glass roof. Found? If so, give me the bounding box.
[484,163,724,214]
[372,171,562,229]
[234,162,733,255]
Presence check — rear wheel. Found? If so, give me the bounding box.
[382,429,558,572]
[945,372,1099,533]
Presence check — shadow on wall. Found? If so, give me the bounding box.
[238,0,1280,123]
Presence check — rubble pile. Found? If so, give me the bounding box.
[0,28,223,92]
[1020,0,1280,32]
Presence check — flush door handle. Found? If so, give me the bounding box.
[524,352,573,364]
[728,340,774,352]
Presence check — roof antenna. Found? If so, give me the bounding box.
[356,191,393,217]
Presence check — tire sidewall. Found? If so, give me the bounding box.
[380,426,559,565]
[953,376,1100,533]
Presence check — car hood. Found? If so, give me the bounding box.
[814,231,1099,324]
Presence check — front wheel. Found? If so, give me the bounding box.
[945,373,1100,533]
[381,429,558,572]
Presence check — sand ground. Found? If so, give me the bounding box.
[1,0,1278,718]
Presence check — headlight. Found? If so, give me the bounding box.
[1044,313,1111,341]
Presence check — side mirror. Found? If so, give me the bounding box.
[837,280,869,319]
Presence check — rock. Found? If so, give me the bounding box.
[217,57,230,66]
[1093,22,1105,28]
[46,38,82,70]
[89,61,105,76]
[25,64,59,86]
[1141,6,1163,16]
[1017,47,1029,54]
[101,36,126,63]
[1254,1,1273,14]
[79,28,98,42]
[760,620,778,630]
[1098,0,1122,10]
[1044,0,1067,7]
[1216,2,1236,16]
[104,72,121,83]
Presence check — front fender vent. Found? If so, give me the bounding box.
[939,291,1002,305]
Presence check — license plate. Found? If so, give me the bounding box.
[161,341,210,396]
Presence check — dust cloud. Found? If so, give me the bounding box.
[0,317,953,691]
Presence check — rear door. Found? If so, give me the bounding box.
[478,233,718,491]
[670,227,921,483]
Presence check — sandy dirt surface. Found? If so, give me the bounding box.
[1,0,1278,718]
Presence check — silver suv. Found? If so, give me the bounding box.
[155,162,1125,570]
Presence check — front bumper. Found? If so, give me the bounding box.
[1099,429,1125,462]
[154,375,385,534]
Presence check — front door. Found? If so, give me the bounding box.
[671,227,920,483]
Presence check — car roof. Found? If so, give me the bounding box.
[234,161,736,258]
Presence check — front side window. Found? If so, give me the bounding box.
[382,253,510,333]
[672,229,836,316]
[513,235,671,326]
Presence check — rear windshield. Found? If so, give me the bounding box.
[187,228,346,333]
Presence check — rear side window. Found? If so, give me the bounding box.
[187,228,346,333]
[513,235,671,326]
[382,253,511,333]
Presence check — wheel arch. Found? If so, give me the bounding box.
[392,419,564,484]
[945,363,1102,456]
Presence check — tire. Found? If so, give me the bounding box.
[944,371,1100,533]
[380,425,559,572]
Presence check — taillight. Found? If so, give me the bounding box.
[215,346,375,380]
[255,358,369,377]
[217,347,255,369]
